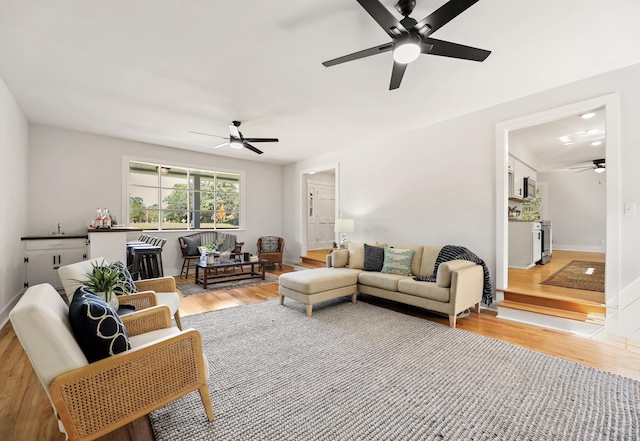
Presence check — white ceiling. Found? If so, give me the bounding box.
[0,0,639,165]
[509,108,606,173]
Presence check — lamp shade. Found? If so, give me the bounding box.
[334,218,354,233]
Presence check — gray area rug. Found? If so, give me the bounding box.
[149,299,640,440]
[176,274,279,296]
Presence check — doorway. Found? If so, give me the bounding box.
[495,94,620,333]
[307,180,335,250]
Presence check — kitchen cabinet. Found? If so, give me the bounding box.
[512,159,524,199]
[508,221,541,269]
[22,237,88,289]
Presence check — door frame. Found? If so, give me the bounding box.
[495,93,620,307]
[299,163,339,259]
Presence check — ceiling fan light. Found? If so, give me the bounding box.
[393,40,421,64]
[229,140,243,150]
[580,112,596,119]
[594,167,605,173]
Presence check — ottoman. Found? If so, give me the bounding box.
[278,268,359,316]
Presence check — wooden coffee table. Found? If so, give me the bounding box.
[194,259,268,289]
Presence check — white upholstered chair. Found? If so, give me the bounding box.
[58,257,182,329]
[9,283,213,441]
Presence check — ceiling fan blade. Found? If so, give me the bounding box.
[229,124,241,139]
[423,38,491,61]
[189,131,228,139]
[415,0,480,37]
[322,43,393,67]
[242,137,279,143]
[243,142,263,155]
[389,61,408,90]
[212,142,229,149]
[356,0,407,38]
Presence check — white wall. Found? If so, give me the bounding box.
[0,76,28,326]
[283,62,640,317]
[538,171,606,252]
[28,125,283,276]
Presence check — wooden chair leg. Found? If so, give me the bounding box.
[180,259,187,278]
[198,385,215,422]
[448,314,456,328]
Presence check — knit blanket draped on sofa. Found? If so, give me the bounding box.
[414,245,493,305]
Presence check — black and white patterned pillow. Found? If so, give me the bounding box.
[109,261,138,295]
[181,235,201,256]
[261,236,280,253]
[363,244,385,272]
[68,287,131,363]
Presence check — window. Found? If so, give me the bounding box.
[128,161,241,230]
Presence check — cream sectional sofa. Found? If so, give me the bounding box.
[278,243,484,328]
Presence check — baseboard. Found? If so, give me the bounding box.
[552,245,606,253]
[0,287,27,330]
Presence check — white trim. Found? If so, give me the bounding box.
[122,155,246,231]
[299,163,339,258]
[495,93,620,309]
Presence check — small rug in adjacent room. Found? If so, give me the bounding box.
[149,299,640,440]
[541,260,605,292]
[176,274,279,296]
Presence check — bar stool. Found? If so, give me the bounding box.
[129,244,164,280]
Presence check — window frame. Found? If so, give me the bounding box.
[123,157,245,231]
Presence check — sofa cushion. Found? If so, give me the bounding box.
[279,268,359,295]
[181,235,201,256]
[419,246,444,277]
[68,287,131,363]
[381,248,414,276]
[363,244,385,272]
[331,249,349,268]
[261,236,280,253]
[346,242,365,269]
[397,279,451,303]
[358,271,409,291]
[390,244,424,276]
[436,260,477,288]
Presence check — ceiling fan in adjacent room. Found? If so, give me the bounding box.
[571,158,606,173]
[190,121,279,155]
[322,0,491,90]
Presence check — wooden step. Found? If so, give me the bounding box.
[498,300,605,325]
[298,256,326,269]
[502,290,606,315]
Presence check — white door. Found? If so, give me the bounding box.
[307,182,335,250]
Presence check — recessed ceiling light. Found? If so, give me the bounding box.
[586,129,599,134]
[591,141,603,146]
[580,112,596,119]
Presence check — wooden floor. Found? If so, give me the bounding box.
[501,250,607,321]
[3,260,640,441]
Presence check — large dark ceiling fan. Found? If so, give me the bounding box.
[571,158,606,173]
[322,0,491,90]
[190,121,279,155]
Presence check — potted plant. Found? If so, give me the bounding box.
[79,260,127,309]
[203,243,219,264]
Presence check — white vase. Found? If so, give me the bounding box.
[96,291,120,310]
[206,254,216,264]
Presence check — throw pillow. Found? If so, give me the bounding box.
[363,244,385,272]
[109,261,138,295]
[381,248,415,276]
[181,235,201,256]
[345,241,365,269]
[68,287,131,363]
[261,236,280,253]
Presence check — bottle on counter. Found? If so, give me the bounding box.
[94,208,103,229]
[103,208,111,228]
